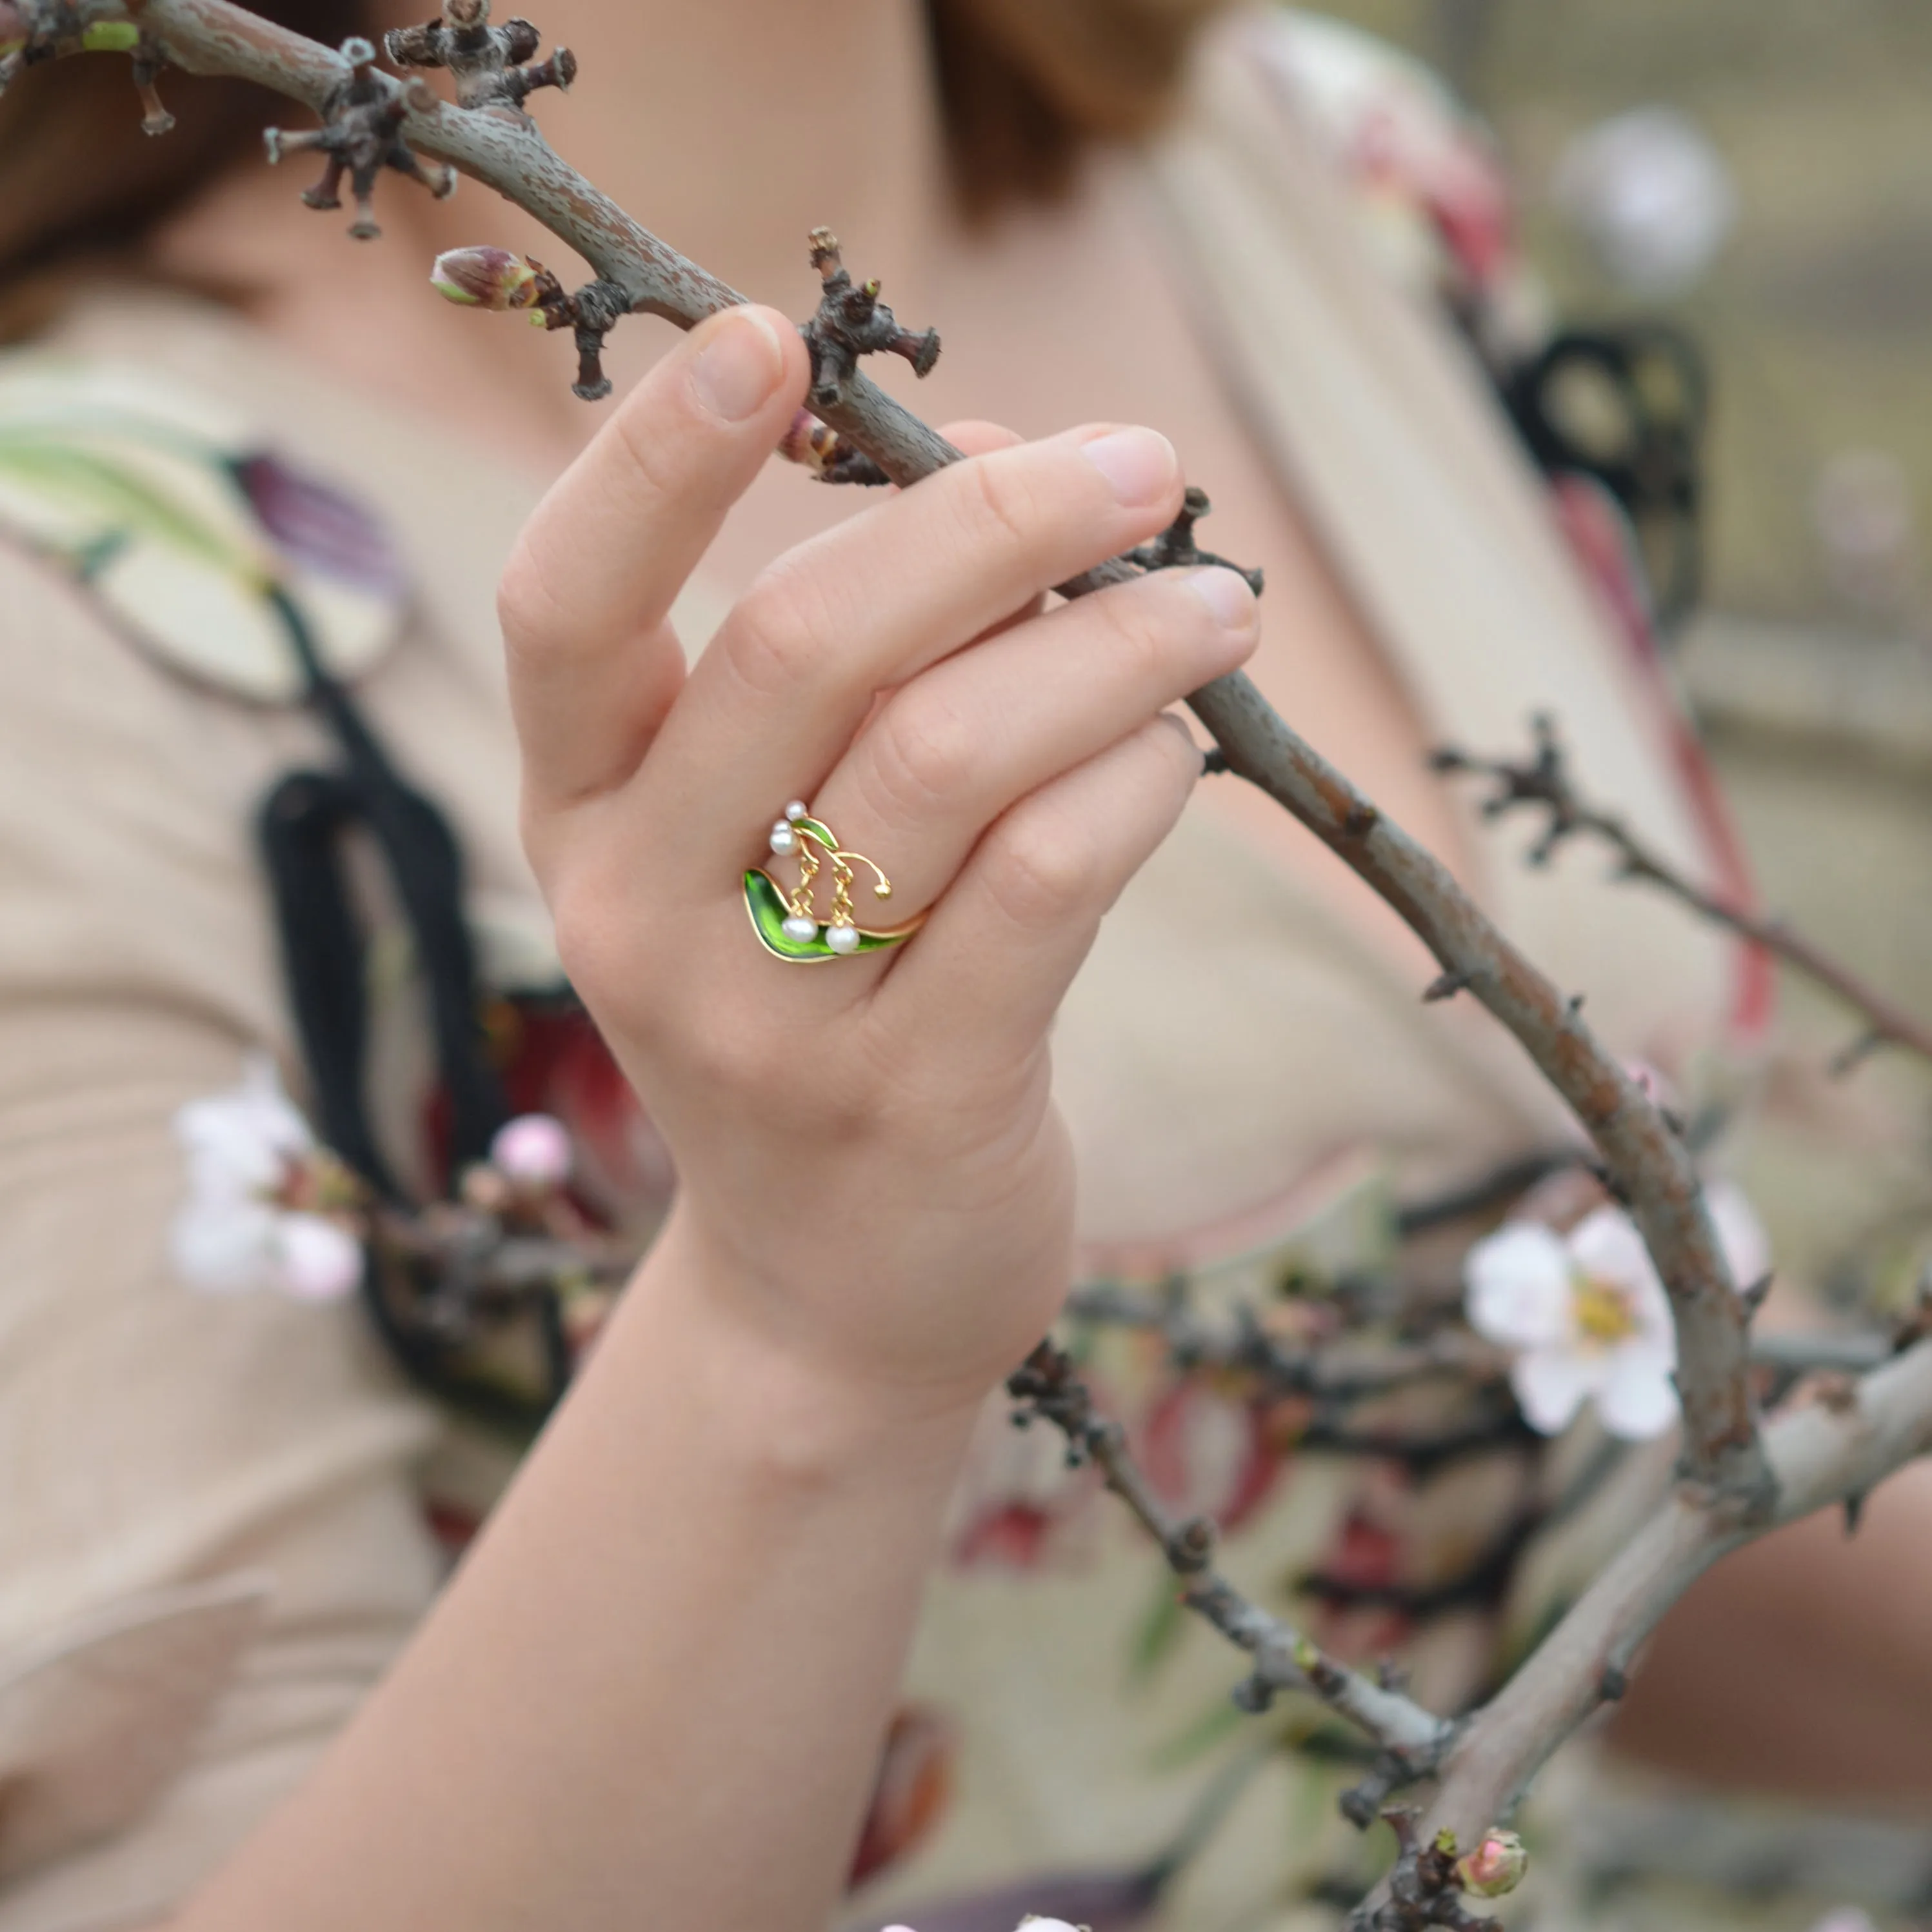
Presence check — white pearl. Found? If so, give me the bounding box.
[825,922,861,955]
[781,915,819,944]
[784,800,808,823]
[768,824,797,855]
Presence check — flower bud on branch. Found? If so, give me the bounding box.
[431,246,632,399]
[778,410,891,487]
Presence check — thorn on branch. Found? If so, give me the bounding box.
[264,38,455,240]
[1599,1661,1628,1702]
[1340,1755,1406,1830]
[1844,1490,1866,1536]
[1424,968,1473,1004]
[800,228,939,411]
[778,410,891,486]
[1128,485,1265,595]
[1740,1271,1775,1318]
[1201,747,1232,776]
[131,33,174,135]
[386,0,576,121]
[430,247,631,399]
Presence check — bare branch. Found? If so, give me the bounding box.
[1064,1284,1509,1401]
[1008,1342,1455,1786]
[1434,715,1932,1073]
[1377,1337,1932,1905]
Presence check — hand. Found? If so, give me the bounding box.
[498,305,1260,1419]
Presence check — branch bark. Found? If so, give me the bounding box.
[1435,717,1932,1073]
[1348,1337,1932,1924]
[1008,1342,1455,1775]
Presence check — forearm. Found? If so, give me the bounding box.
[172,1206,983,1932]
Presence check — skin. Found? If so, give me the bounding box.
[133,1,1930,1920]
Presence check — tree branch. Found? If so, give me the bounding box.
[31,0,1775,1507]
[1433,715,1932,1074]
[1008,1341,1455,1791]
[1348,1336,1932,1924]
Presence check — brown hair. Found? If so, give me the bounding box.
[0,0,1223,283]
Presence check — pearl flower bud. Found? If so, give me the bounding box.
[1456,1829,1528,1899]
[432,246,543,312]
[1017,1920,1083,1932]
[490,1113,573,1188]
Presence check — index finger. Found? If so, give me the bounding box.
[499,304,810,809]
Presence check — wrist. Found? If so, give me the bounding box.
[601,1206,994,1488]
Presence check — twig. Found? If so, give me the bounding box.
[1434,715,1932,1074]
[1349,1336,1932,1920]
[1008,1341,1455,1788]
[1063,1284,1509,1402]
[35,0,1773,1511]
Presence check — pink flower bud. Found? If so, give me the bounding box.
[432,246,543,312]
[1456,1829,1528,1899]
[490,1113,573,1188]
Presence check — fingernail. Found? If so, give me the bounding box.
[693,310,785,423]
[1080,427,1178,508]
[1183,566,1258,630]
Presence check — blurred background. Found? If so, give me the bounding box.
[1310,0,1932,1296]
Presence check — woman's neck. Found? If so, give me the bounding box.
[151,0,945,465]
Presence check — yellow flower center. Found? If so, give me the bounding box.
[1571,1273,1640,1345]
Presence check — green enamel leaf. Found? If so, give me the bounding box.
[743,870,905,962]
[792,815,839,851]
[81,20,142,49]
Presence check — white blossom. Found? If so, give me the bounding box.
[170,1056,364,1303]
[1465,1183,1769,1441]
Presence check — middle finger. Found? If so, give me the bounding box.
[637,423,1186,893]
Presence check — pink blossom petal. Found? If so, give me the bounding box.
[1597,1350,1680,1439]
[490,1112,573,1186]
[1512,1347,1600,1435]
[274,1214,364,1302]
[1466,1222,1572,1348]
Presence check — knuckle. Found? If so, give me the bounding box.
[953,450,1041,557]
[985,809,1093,931]
[495,535,569,659]
[722,555,841,699]
[1106,579,1195,684]
[868,690,976,814]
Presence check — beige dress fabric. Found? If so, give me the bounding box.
[0,18,1731,1929]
